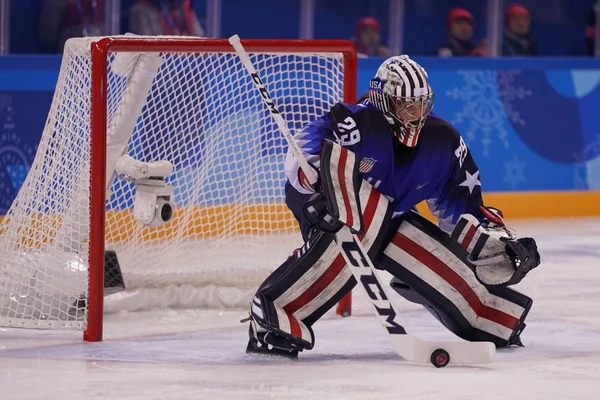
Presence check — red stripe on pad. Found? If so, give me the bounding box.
[283,186,381,321]
[286,313,302,337]
[357,187,381,241]
[461,225,477,249]
[392,233,519,330]
[337,146,354,229]
[283,254,347,316]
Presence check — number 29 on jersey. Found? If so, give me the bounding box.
[337,116,361,146]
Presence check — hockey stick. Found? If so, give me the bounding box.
[229,34,495,367]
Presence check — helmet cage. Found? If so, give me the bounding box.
[369,77,434,147]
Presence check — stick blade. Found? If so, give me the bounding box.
[389,335,495,365]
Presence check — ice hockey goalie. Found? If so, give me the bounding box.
[244,55,541,359]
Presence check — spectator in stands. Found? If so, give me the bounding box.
[39,0,104,54]
[129,0,204,37]
[586,1,598,56]
[352,17,389,58]
[436,7,486,57]
[503,3,536,56]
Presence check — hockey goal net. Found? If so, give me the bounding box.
[0,36,356,341]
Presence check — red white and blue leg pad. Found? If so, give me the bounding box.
[379,211,533,347]
[318,140,364,234]
[248,180,392,355]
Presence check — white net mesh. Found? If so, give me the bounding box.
[0,37,346,331]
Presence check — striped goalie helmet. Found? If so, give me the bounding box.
[369,55,434,147]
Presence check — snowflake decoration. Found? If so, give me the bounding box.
[504,155,527,189]
[446,70,531,156]
[496,71,531,126]
[0,129,37,213]
[573,134,600,189]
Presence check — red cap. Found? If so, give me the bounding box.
[356,17,381,33]
[447,7,474,28]
[505,3,530,19]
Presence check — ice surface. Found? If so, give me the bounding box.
[2,218,600,400]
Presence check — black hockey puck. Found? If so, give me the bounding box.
[430,349,450,368]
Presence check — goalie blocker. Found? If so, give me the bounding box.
[247,141,538,357]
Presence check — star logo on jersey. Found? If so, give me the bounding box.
[459,170,481,194]
[359,157,377,173]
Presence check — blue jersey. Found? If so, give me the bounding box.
[284,99,484,233]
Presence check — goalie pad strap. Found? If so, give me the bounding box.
[319,140,364,234]
[255,181,391,337]
[450,216,488,255]
[380,211,531,346]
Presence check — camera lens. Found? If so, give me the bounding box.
[160,202,173,222]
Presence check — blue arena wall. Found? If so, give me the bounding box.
[1,56,600,216]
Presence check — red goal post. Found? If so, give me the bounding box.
[86,37,357,341]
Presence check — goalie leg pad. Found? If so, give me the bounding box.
[319,140,364,234]
[254,229,354,339]
[248,292,315,355]
[379,211,532,347]
[249,181,393,352]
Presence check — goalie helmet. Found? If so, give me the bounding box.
[369,55,434,147]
